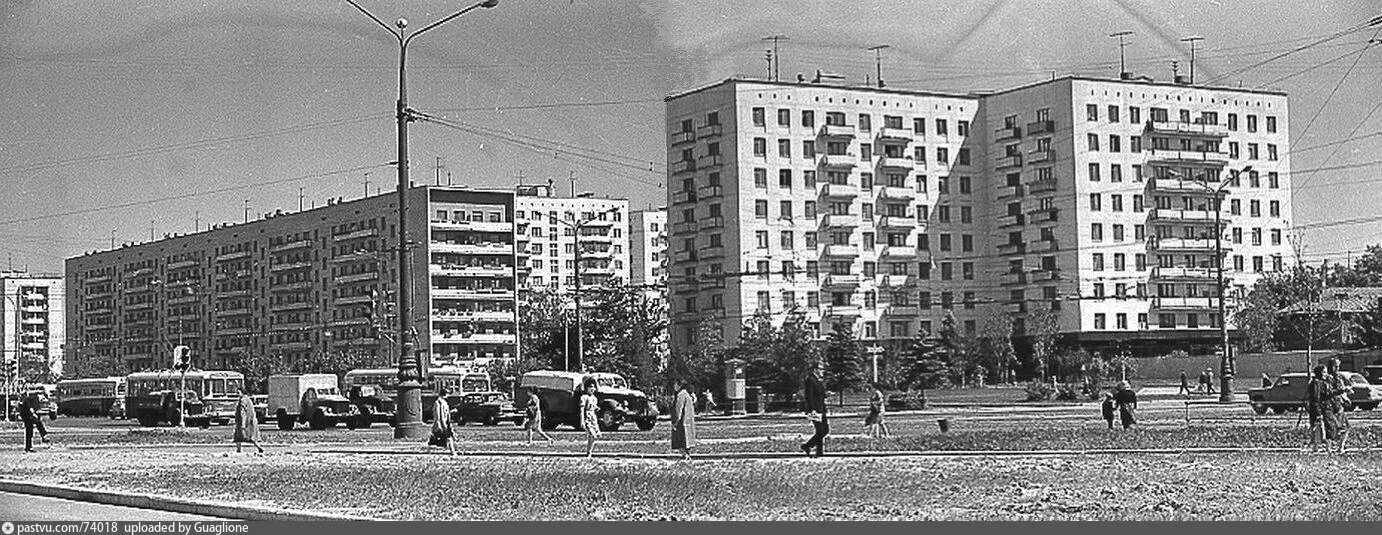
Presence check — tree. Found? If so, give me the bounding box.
[975,309,1017,384]
[739,311,819,399]
[665,316,724,393]
[580,285,666,389]
[822,323,865,406]
[1052,348,1093,383]
[1356,299,1382,348]
[517,289,572,372]
[1027,309,1060,381]
[901,334,950,390]
[70,351,124,379]
[1325,245,1382,287]
[230,351,287,393]
[934,311,968,384]
[1106,351,1137,383]
[1236,265,1326,352]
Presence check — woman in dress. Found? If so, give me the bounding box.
[864,384,890,438]
[581,378,601,457]
[524,391,554,445]
[233,387,264,454]
[1113,381,1138,430]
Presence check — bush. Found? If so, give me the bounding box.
[1024,380,1055,401]
[1055,383,1081,401]
[1165,349,1191,359]
[886,390,927,411]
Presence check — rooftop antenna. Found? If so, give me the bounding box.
[243,199,249,223]
[447,171,453,186]
[149,220,155,241]
[568,171,576,198]
[761,35,789,81]
[110,229,115,249]
[1110,31,1133,78]
[1172,60,1181,79]
[764,50,774,80]
[298,187,305,211]
[434,157,443,186]
[194,210,200,232]
[867,45,891,88]
[364,172,372,198]
[1180,36,1204,84]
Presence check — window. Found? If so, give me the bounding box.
[1269,172,1280,189]
[957,148,971,165]
[939,234,952,251]
[1229,142,1240,159]
[1087,104,1099,122]
[1247,115,1258,133]
[779,169,792,188]
[1269,201,1280,217]
[1091,223,1103,242]
[777,109,790,127]
[858,114,872,132]
[957,120,970,136]
[1266,116,1277,133]
[962,235,974,253]
[959,176,972,194]
[937,147,949,164]
[802,110,815,128]
[1113,224,1125,241]
[1248,143,1259,160]
[1271,229,1282,246]
[754,168,767,188]
[913,118,925,134]
[1092,253,1105,271]
[941,263,953,280]
[756,231,768,249]
[1253,256,1264,273]
[1089,193,1102,211]
[1108,105,1120,123]
[1087,133,1100,151]
[1130,107,1141,124]
[752,107,765,126]
[802,140,815,158]
[1109,135,1121,153]
[1250,200,1261,217]
[1230,200,1241,216]
[753,138,767,157]
[1094,313,1106,330]
[1110,164,1123,183]
[779,200,792,220]
[754,200,768,219]
[1089,163,1101,181]
[1112,195,1123,212]
[936,119,948,136]
[778,139,791,158]
[1159,314,1176,329]
[1113,253,1126,271]
[1252,228,1262,246]
[1267,144,1278,161]
[1130,137,1142,153]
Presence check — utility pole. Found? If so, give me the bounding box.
[110,229,116,249]
[298,187,305,211]
[867,45,890,88]
[1181,36,1204,84]
[149,220,155,241]
[568,171,576,198]
[764,49,774,80]
[1110,31,1133,77]
[434,156,443,186]
[195,211,200,232]
[761,35,789,81]
[364,172,371,198]
[242,199,249,223]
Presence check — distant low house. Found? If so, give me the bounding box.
[1279,287,1382,350]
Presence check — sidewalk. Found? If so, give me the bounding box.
[0,479,376,521]
[307,444,1344,460]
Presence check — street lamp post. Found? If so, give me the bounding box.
[1185,166,1252,403]
[346,0,500,439]
[554,207,619,372]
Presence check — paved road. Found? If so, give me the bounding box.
[0,491,223,520]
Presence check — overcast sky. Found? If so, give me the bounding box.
[1,0,1378,272]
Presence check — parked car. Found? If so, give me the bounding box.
[515,371,659,432]
[1248,372,1382,415]
[269,374,359,431]
[453,391,523,426]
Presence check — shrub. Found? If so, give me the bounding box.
[1055,383,1081,401]
[886,390,928,411]
[1165,349,1190,360]
[1024,380,1055,401]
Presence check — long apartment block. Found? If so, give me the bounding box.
[664,76,1292,353]
[65,186,520,373]
[514,185,630,291]
[1,271,65,381]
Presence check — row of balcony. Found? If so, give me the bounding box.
[668,124,724,146]
[430,220,514,233]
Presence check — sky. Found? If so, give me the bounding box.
[1,0,1379,273]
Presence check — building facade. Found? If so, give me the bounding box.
[65,186,519,374]
[665,76,1292,355]
[1,272,65,382]
[514,185,630,292]
[629,208,668,288]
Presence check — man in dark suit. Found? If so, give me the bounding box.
[20,394,50,453]
[801,359,828,457]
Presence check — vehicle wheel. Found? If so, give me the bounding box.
[484,415,499,426]
[136,412,157,427]
[1251,404,1268,415]
[356,415,373,429]
[1270,406,1286,415]
[309,410,328,430]
[597,409,623,432]
[635,419,656,431]
[540,419,559,431]
[513,417,525,426]
[166,407,184,427]
[277,410,295,431]
[199,420,211,430]
[346,417,358,430]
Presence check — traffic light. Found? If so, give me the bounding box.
[172,345,191,372]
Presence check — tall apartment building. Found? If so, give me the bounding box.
[1,271,65,381]
[665,76,1292,355]
[65,186,519,374]
[514,185,630,291]
[629,208,668,288]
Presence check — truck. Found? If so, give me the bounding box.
[1248,371,1382,415]
[269,374,360,431]
[516,370,659,432]
[344,368,398,427]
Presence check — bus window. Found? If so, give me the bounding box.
[226,378,243,394]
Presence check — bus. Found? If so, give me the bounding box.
[56,377,126,417]
[431,366,492,394]
[125,370,245,427]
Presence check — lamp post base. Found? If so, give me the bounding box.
[1218,376,1234,403]
[392,380,430,439]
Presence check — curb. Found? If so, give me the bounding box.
[0,480,376,521]
[309,446,1332,460]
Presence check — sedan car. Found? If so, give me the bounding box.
[453,392,524,426]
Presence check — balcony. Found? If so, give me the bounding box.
[885,305,921,317]
[819,214,862,229]
[430,265,511,278]
[1148,209,1219,224]
[879,275,913,288]
[697,154,724,169]
[333,295,374,306]
[214,250,251,262]
[334,272,380,285]
[430,220,514,233]
[583,264,618,277]
[671,189,697,205]
[699,216,725,230]
[822,274,861,288]
[872,127,909,141]
[698,245,725,259]
[822,245,860,258]
[434,333,518,345]
[996,184,1024,201]
[698,184,724,200]
[270,281,313,292]
[167,259,200,270]
[819,124,857,138]
[1149,178,1224,195]
[269,239,313,253]
[877,156,913,170]
[994,126,1022,142]
[332,228,379,242]
[670,130,695,146]
[433,310,514,323]
[1028,179,1057,194]
[21,316,47,325]
[1029,239,1060,253]
[820,183,860,199]
[85,274,112,284]
[1146,120,1229,138]
[269,260,313,273]
[997,242,1027,255]
[430,242,512,256]
[1001,271,1028,286]
[1026,120,1055,135]
[580,246,615,259]
[697,124,723,138]
[672,249,698,263]
[876,186,916,201]
[880,246,917,260]
[1146,149,1230,167]
[877,216,916,229]
[1153,296,1224,310]
[270,300,314,312]
[995,154,1023,170]
[671,220,698,235]
[823,305,862,317]
[270,341,312,351]
[671,159,696,175]
[998,213,1025,228]
[1152,266,1218,281]
[1027,149,1055,165]
[126,266,155,277]
[1152,237,1217,252]
[431,288,515,301]
[819,154,856,168]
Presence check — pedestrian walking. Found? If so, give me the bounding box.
[19,393,50,453]
[232,387,263,454]
[702,388,717,415]
[1261,373,1273,388]
[800,360,829,457]
[522,391,554,445]
[974,365,987,388]
[428,387,456,455]
[1113,381,1137,430]
[1100,391,1116,430]
[1178,370,1191,395]
[581,378,601,457]
[671,381,696,460]
[1204,368,1216,395]
[1305,365,1326,453]
[863,384,890,438]
[1321,358,1352,454]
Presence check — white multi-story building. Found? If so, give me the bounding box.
[514,185,630,291]
[1,272,65,382]
[664,76,1293,355]
[629,209,668,288]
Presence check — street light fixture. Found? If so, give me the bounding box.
[345,0,501,440]
[552,206,620,372]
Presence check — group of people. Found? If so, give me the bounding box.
[1099,381,1139,430]
[1306,358,1353,454]
[1177,368,1221,395]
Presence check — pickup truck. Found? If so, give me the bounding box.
[1248,372,1382,415]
